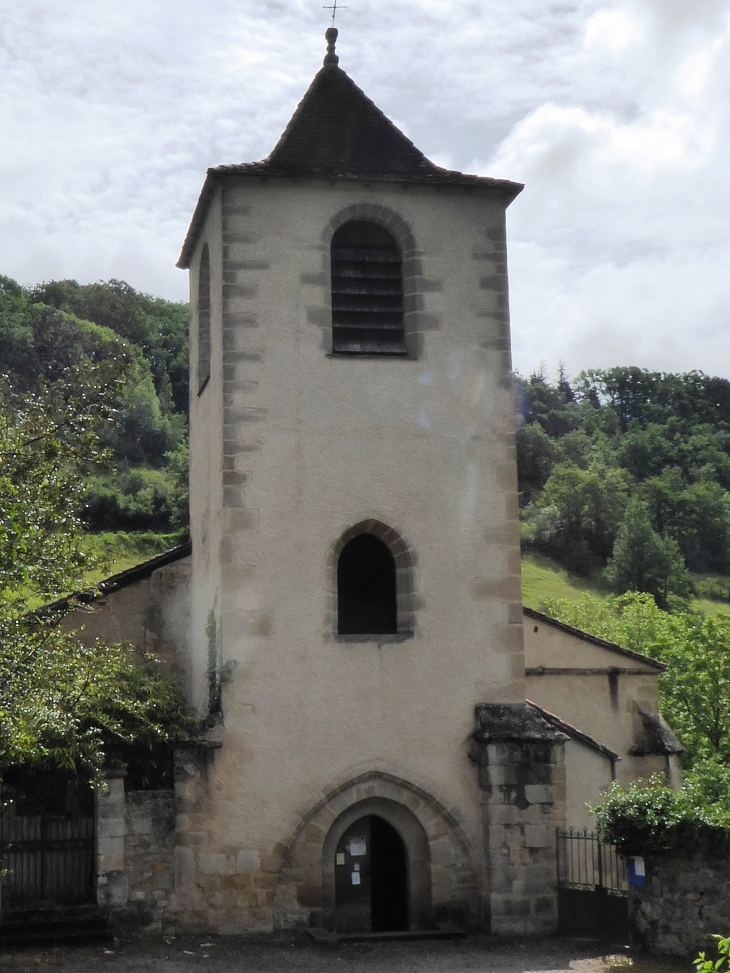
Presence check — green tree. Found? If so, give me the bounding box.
[617,423,675,480]
[660,617,730,763]
[642,467,684,535]
[519,369,581,438]
[605,498,691,608]
[516,422,555,503]
[543,592,730,765]
[0,367,191,779]
[30,278,189,415]
[0,360,126,595]
[162,438,190,530]
[671,481,730,573]
[102,359,185,466]
[532,461,630,571]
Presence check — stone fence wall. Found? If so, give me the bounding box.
[629,847,730,957]
[96,773,175,928]
[469,703,568,936]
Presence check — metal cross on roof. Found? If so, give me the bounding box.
[323,0,346,25]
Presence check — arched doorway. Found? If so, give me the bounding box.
[334,815,409,932]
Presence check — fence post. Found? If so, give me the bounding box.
[96,765,127,910]
[40,812,47,902]
[0,784,3,915]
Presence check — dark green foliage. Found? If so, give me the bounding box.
[100,361,185,467]
[516,422,555,501]
[162,439,190,531]
[518,366,730,592]
[30,279,189,415]
[84,469,172,532]
[530,462,630,573]
[0,359,129,596]
[83,448,189,533]
[605,498,691,608]
[0,275,189,533]
[0,371,192,779]
[593,772,730,854]
[517,368,582,439]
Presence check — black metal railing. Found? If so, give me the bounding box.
[556,828,627,894]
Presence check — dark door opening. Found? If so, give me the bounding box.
[370,816,408,931]
[0,767,95,909]
[338,534,397,635]
[334,815,409,933]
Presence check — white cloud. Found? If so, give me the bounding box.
[0,0,728,381]
[605,109,713,172]
[584,8,643,52]
[676,33,727,98]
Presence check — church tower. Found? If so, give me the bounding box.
[175,30,566,936]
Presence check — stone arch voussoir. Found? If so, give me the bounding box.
[327,519,415,635]
[319,203,422,357]
[272,771,479,931]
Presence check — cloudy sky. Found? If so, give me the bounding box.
[1,0,729,380]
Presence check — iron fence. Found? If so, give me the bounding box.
[556,828,627,894]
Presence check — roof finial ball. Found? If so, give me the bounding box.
[324,27,339,65]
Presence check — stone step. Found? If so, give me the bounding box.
[0,906,114,948]
[308,924,467,944]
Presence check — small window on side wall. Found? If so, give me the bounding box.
[331,221,406,356]
[198,244,211,394]
[338,534,397,635]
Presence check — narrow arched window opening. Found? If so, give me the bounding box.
[338,534,397,634]
[331,221,405,356]
[197,244,211,394]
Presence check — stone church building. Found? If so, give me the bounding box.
[67,29,682,937]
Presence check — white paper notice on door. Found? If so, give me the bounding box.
[336,853,345,866]
[351,872,361,885]
[349,839,367,856]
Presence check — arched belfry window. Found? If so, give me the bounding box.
[338,534,397,635]
[197,244,211,393]
[331,221,406,356]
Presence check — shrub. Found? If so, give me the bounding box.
[695,935,730,973]
[592,773,730,855]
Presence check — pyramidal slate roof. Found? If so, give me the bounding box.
[178,29,522,268]
[263,29,439,179]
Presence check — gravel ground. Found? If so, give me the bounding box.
[0,933,687,973]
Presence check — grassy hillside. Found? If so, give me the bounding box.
[522,551,730,618]
[518,367,730,611]
[81,531,188,583]
[520,552,607,609]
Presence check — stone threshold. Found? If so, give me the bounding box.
[307,924,467,944]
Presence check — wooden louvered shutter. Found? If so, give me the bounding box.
[331,221,406,355]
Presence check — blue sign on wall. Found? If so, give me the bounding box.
[627,856,646,887]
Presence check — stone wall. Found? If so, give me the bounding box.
[125,790,175,926]
[470,703,567,935]
[629,847,730,957]
[165,745,478,935]
[166,741,275,935]
[96,771,175,929]
[96,770,127,910]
